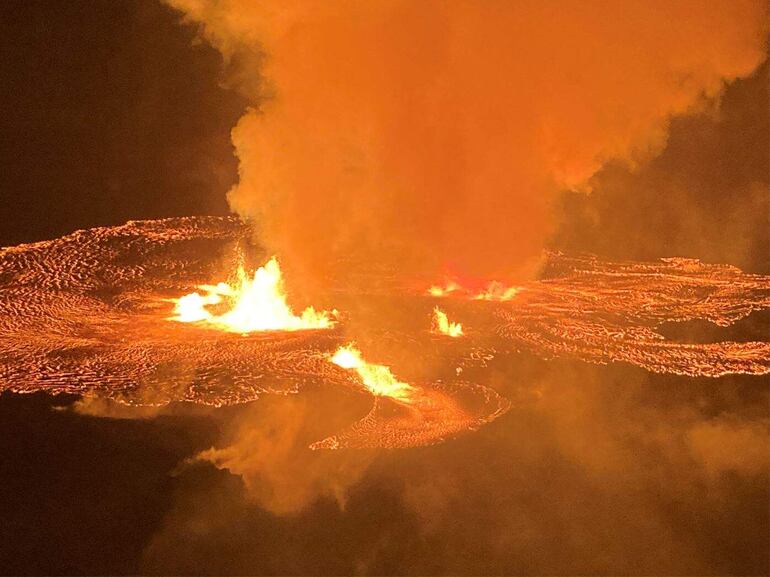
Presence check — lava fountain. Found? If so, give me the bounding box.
[169,256,336,333]
[431,307,464,337]
[428,280,520,302]
[330,344,417,402]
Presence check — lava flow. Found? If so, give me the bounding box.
[169,256,336,333]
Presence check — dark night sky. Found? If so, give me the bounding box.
[0,1,767,575]
[0,0,244,248]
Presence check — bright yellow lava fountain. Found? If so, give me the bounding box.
[428,280,519,301]
[169,257,336,333]
[330,344,417,402]
[432,307,464,337]
[473,281,519,301]
[428,281,460,297]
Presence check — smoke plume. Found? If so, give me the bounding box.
[167,0,765,285]
[195,391,375,515]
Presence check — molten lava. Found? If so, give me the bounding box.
[0,217,767,447]
[169,257,336,333]
[428,281,460,297]
[473,281,520,301]
[330,344,416,402]
[432,307,464,337]
[317,342,512,449]
[428,280,520,301]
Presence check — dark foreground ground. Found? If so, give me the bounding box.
[0,350,767,575]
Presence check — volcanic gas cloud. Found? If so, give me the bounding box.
[168,0,766,288]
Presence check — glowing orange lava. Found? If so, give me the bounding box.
[428,281,460,297]
[330,344,416,402]
[428,280,519,301]
[473,281,520,301]
[432,307,464,337]
[169,257,336,333]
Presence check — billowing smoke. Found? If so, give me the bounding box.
[166,0,765,286]
[195,391,375,515]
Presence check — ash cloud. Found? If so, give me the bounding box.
[167,0,766,287]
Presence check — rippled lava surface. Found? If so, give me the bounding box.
[1,216,767,448]
[491,253,770,377]
[0,217,508,448]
